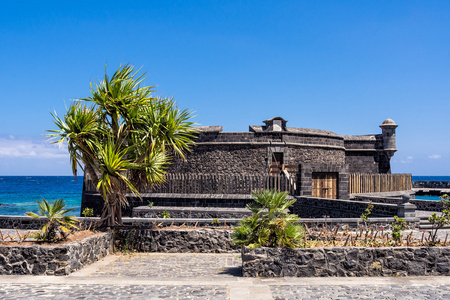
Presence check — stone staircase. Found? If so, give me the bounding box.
[418,214,450,230]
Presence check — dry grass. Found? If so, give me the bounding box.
[0,230,99,246]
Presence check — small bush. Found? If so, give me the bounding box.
[232,190,304,248]
[161,210,170,218]
[26,198,79,242]
[427,194,450,245]
[82,207,94,217]
[391,216,406,245]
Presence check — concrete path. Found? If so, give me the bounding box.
[1,253,450,299]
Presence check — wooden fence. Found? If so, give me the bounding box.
[349,173,412,194]
[84,173,298,195]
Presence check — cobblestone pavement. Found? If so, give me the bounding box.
[270,284,450,300]
[91,253,242,278]
[0,284,228,300]
[1,253,450,299]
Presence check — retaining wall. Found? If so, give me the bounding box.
[413,181,450,189]
[0,215,97,230]
[114,228,239,253]
[0,231,113,275]
[242,246,450,277]
[292,196,399,218]
[0,214,419,231]
[351,194,445,212]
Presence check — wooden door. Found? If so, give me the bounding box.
[312,172,338,199]
[269,153,284,175]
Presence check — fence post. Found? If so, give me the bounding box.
[397,194,416,219]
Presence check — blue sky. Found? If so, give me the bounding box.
[0,1,449,176]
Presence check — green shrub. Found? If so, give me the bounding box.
[82,207,94,217]
[391,216,406,245]
[232,190,304,248]
[161,210,170,218]
[26,199,79,242]
[427,194,450,245]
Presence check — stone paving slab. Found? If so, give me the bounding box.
[2,254,450,299]
[90,253,242,278]
[270,284,450,300]
[0,284,228,300]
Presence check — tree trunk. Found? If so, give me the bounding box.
[99,189,127,227]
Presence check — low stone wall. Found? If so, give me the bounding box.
[0,215,420,231]
[292,196,399,218]
[114,228,239,253]
[0,231,113,275]
[351,194,445,212]
[0,215,97,230]
[242,246,450,277]
[298,217,418,230]
[0,215,47,230]
[413,181,450,189]
[132,206,252,219]
[410,199,444,212]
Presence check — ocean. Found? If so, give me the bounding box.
[0,175,448,216]
[0,176,83,217]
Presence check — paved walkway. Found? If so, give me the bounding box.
[1,253,450,299]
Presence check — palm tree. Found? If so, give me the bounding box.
[26,199,78,241]
[48,65,196,226]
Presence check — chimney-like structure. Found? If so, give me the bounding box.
[263,117,288,132]
[380,118,398,158]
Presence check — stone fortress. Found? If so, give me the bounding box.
[81,116,408,219]
[168,117,398,200]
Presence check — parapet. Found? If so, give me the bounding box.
[195,126,223,133]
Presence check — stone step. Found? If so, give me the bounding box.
[132,206,252,219]
[419,224,450,230]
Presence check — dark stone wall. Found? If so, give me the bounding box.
[197,131,344,147]
[343,134,391,174]
[413,181,450,189]
[168,144,267,175]
[345,152,392,174]
[81,192,136,218]
[287,148,345,166]
[168,143,346,177]
[291,196,399,218]
[351,194,445,212]
[0,215,99,230]
[0,232,113,275]
[343,135,383,150]
[114,228,239,253]
[242,246,450,277]
[281,133,343,147]
[345,152,379,173]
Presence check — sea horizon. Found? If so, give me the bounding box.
[1,175,449,217]
[0,176,83,217]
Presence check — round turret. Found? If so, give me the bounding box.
[379,118,398,154]
[380,118,398,128]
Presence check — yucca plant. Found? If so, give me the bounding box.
[232,190,304,248]
[48,64,196,226]
[26,199,79,242]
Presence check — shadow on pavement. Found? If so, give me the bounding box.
[218,266,242,277]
